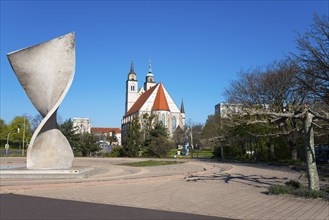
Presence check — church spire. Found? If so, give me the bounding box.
[130,59,134,72]
[180,99,185,113]
[127,59,137,81]
[144,60,156,90]
[148,60,152,74]
[146,60,154,77]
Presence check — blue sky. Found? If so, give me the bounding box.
[1,0,328,127]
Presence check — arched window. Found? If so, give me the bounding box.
[161,114,165,125]
[172,116,176,131]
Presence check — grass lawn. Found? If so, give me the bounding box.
[192,149,213,158]
[0,148,25,157]
[169,148,213,159]
[119,160,184,167]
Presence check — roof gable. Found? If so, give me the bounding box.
[152,83,170,111]
[161,85,181,113]
[125,83,159,116]
[91,127,121,134]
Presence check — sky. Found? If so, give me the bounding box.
[1,0,328,128]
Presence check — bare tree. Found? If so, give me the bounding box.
[202,115,223,158]
[224,26,329,191]
[225,60,305,160]
[31,114,43,132]
[291,14,329,105]
[172,126,185,146]
[202,114,235,160]
[224,13,329,191]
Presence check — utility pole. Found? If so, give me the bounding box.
[189,118,193,158]
[190,124,193,158]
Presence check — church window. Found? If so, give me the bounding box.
[161,114,165,125]
[131,85,135,91]
[172,116,176,131]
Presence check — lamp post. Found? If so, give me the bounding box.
[6,128,20,156]
[190,123,193,158]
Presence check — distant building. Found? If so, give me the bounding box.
[72,118,91,133]
[215,102,270,118]
[91,127,121,145]
[121,61,185,142]
[215,103,243,118]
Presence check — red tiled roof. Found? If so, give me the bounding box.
[125,83,159,116]
[152,83,170,111]
[91,127,121,134]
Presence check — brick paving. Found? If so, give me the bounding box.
[0,157,328,219]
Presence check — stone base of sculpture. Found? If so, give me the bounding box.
[0,166,94,179]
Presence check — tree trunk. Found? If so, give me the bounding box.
[270,143,275,160]
[253,137,257,161]
[220,144,224,160]
[268,139,275,160]
[303,111,320,191]
[241,142,246,156]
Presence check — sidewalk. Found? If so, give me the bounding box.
[1,157,328,219]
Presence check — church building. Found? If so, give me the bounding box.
[121,61,185,142]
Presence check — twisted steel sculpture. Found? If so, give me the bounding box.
[7,33,75,169]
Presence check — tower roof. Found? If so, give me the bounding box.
[146,60,154,77]
[128,60,136,75]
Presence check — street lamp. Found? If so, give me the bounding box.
[5,128,20,156]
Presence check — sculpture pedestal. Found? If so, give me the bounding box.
[0,166,94,179]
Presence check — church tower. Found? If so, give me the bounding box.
[144,61,156,91]
[126,60,139,113]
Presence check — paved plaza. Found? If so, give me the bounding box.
[0,157,328,220]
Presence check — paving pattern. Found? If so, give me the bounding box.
[0,157,328,219]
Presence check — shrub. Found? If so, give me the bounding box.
[144,136,174,158]
[308,190,323,199]
[278,159,304,166]
[268,185,292,195]
[110,146,124,157]
[212,146,222,158]
[74,151,83,157]
[322,187,329,193]
[101,152,111,157]
[268,182,329,201]
[320,191,329,201]
[294,189,322,199]
[285,180,301,189]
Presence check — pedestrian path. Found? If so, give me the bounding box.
[0,157,328,219]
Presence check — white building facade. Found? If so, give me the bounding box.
[72,118,91,133]
[215,102,270,118]
[215,103,243,118]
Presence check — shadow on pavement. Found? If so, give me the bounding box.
[0,194,233,220]
[186,172,289,189]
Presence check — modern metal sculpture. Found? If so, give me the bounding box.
[7,33,75,169]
